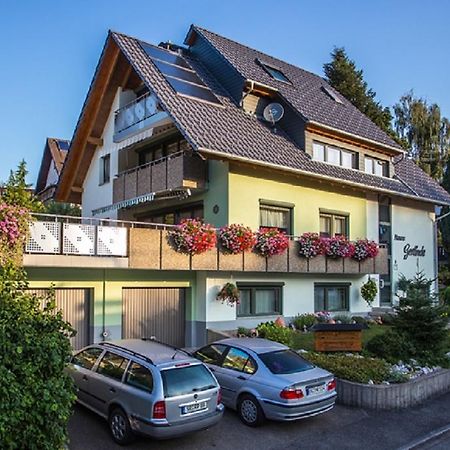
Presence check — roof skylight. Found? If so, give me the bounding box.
[321,86,344,104]
[257,59,291,83]
[140,42,221,105]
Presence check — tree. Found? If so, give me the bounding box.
[393,91,450,181]
[44,200,81,217]
[324,47,394,135]
[0,163,75,449]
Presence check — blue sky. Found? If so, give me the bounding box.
[0,0,449,185]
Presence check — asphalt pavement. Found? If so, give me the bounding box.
[68,391,450,450]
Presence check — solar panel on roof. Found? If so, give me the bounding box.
[140,42,221,105]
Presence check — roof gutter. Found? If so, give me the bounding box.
[197,146,450,207]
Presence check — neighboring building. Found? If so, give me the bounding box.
[35,137,70,203]
[24,26,450,349]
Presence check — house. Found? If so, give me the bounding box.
[24,26,450,350]
[35,137,70,202]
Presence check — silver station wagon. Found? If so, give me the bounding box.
[193,338,336,426]
[67,339,224,444]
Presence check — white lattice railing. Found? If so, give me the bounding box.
[26,218,128,257]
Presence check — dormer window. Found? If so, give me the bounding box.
[257,59,290,83]
[312,142,357,169]
[365,156,389,177]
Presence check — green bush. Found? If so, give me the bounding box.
[0,266,76,449]
[304,351,390,384]
[292,313,317,330]
[351,316,368,326]
[379,313,395,325]
[256,321,295,347]
[365,329,415,363]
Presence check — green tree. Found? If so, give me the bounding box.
[44,200,81,217]
[324,47,394,135]
[393,91,450,181]
[1,160,43,212]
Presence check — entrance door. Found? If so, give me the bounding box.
[122,288,186,347]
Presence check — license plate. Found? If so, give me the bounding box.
[181,401,208,415]
[307,384,326,396]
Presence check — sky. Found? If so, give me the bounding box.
[0,0,449,186]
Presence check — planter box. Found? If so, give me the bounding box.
[191,248,218,271]
[219,252,243,271]
[267,252,288,272]
[343,257,360,274]
[243,251,266,272]
[160,231,190,270]
[336,369,450,410]
[313,323,364,352]
[128,228,160,269]
[326,257,344,273]
[308,255,326,273]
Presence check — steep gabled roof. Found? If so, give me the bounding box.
[35,137,70,194]
[189,26,402,151]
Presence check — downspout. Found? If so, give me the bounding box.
[102,268,106,341]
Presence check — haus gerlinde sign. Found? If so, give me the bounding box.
[403,243,426,260]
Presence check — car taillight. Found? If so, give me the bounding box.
[327,379,337,391]
[280,386,304,400]
[153,400,166,419]
[217,388,222,405]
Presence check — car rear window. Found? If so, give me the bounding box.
[161,364,217,398]
[259,350,314,374]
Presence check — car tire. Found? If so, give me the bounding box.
[108,407,135,445]
[237,394,265,427]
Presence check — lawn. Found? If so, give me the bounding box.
[292,324,391,351]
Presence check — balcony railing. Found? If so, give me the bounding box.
[113,152,207,204]
[25,215,389,275]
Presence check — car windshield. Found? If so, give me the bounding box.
[259,350,314,375]
[161,364,217,398]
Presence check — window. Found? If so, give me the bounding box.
[140,203,204,225]
[125,362,153,392]
[312,141,357,169]
[319,212,348,237]
[237,284,283,317]
[222,347,257,374]
[257,59,290,83]
[194,344,227,366]
[99,154,110,185]
[71,347,103,370]
[364,156,389,177]
[314,284,350,312]
[97,352,129,381]
[259,350,313,374]
[260,203,292,234]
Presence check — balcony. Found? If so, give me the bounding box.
[112,152,207,205]
[113,92,170,142]
[24,215,389,275]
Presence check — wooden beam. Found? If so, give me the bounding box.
[71,186,84,193]
[87,136,103,147]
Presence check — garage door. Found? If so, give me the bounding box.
[122,288,186,347]
[28,289,91,350]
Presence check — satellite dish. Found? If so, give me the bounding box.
[263,103,284,124]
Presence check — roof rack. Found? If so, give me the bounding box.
[99,341,154,366]
[141,337,192,359]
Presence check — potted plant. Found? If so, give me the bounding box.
[219,224,256,254]
[169,218,217,255]
[254,228,289,257]
[323,235,355,258]
[297,232,324,258]
[361,277,378,307]
[216,282,240,307]
[353,239,379,261]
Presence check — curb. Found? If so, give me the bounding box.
[397,424,450,449]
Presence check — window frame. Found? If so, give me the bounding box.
[257,59,291,84]
[259,201,293,235]
[96,351,130,382]
[221,346,258,375]
[99,153,111,185]
[236,282,284,318]
[125,361,154,393]
[71,346,103,371]
[312,141,357,169]
[364,156,389,177]
[314,283,350,312]
[319,210,349,238]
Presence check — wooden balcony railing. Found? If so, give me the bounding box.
[113,152,207,204]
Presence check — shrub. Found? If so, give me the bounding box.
[297,233,324,258]
[361,277,378,306]
[219,224,256,254]
[351,315,369,326]
[380,313,395,325]
[169,218,217,255]
[254,228,289,257]
[353,239,379,261]
[304,352,391,384]
[256,321,294,347]
[365,329,415,363]
[292,313,317,330]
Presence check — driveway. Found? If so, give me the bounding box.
[68,392,450,450]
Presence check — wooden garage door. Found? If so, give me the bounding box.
[28,289,90,350]
[122,288,186,347]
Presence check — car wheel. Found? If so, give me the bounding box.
[108,407,135,445]
[238,394,265,427]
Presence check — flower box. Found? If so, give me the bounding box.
[312,323,365,352]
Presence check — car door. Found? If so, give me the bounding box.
[88,351,130,417]
[214,347,257,407]
[193,344,228,376]
[69,347,104,408]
